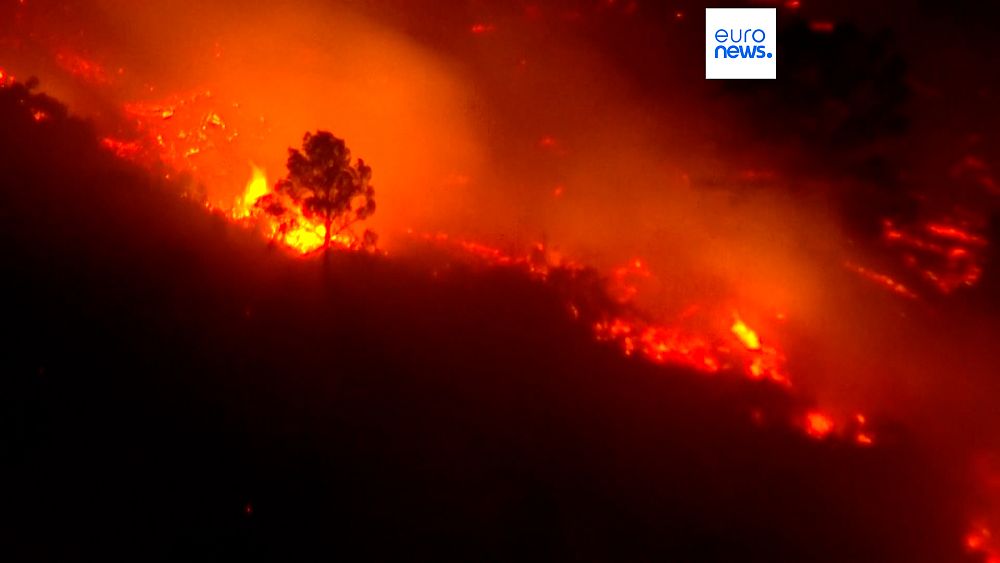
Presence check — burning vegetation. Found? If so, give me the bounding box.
[246,131,378,253]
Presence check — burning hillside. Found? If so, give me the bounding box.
[2,1,999,561]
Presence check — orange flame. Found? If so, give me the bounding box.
[731,314,762,351]
[230,165,357,255]
[805,411,834,439]
[233,164,268,219]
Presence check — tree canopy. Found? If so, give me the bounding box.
[258,131,377,251]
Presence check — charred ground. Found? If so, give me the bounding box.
[0,85,976,561]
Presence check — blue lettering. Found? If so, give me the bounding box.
[712,24,771,61]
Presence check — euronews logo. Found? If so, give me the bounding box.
[706,8,776,79]
[714,28,773,59]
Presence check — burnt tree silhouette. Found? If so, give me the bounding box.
[259,131,377,251]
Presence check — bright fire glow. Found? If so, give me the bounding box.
[881,219,986,295]
[805,411,834,438]
[229,165,360,255]
[966,523,1000,563]
[233,164,268,219]
[731,315,762,351]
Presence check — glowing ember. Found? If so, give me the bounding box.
[595,318,722,372]
[731,314,762,351]
[805,411,834,439]
[966,523,1000,563]
[593,312,790,387]
[608,258,651,303]
[844,261,919,299]
[809,21,835,33]
[122,89,252,180]
[926,223,988,245]
[881,219,986,294]
[0,67,16,88]
[100,137,142,160]
[853,414,875,445]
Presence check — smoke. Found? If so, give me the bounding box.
[0,2,861,276]
[2,0,488,232]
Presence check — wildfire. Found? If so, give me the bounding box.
[229,165,361,255]
[880,218,986,295]
[594,318,721,373]
[18,57,873,451]
[593,310,790,387]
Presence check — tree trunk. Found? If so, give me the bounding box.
[323,216,332,252]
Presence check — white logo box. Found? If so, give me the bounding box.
[706,8,777,80]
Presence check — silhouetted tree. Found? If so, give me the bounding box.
[261,131,377,251]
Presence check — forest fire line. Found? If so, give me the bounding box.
[881,219,986,294]
[33,45,988,300]
[386,216,879,444]
[93,77,992,325]
[96,93,890,448]
[0,64,912,453]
